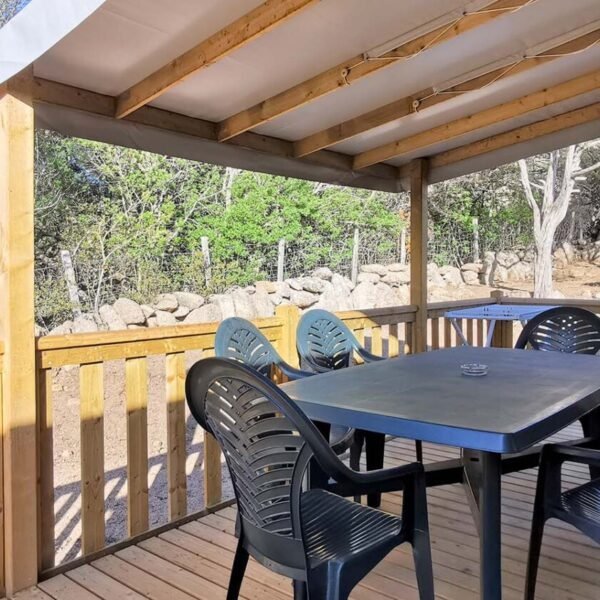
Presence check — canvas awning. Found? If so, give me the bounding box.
[2,0,599,190]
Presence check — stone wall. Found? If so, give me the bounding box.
[45,249,548,335]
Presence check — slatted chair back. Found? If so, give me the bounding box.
[186,357,349,573]
[515,307,600,354]
[296,309,358,372]
[215,317,281,377]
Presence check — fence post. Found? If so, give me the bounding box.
[473,217,480,262]
[277,238,286,282]
[60,250,82,318]
[276,304,301,368]
[400,228,407,265]
[351,227,359,284]
[201,236,212,288]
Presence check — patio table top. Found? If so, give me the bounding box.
[283,346,600,453]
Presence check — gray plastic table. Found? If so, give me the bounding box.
[283,346,600,600]
[445,304,557,346]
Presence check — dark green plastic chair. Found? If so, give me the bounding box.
[296,309,423,507]
[215,317,353,457]
[525,444,600,600]
[186,357,434,600]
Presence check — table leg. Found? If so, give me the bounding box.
[450,318,469,346]
[485,319,497,347]
[463,450,502,600]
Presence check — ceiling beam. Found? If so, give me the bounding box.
[294,28,600,157]
[217,0,530,142]
[398,102,600,178]
[353,68,600,169]
[430,102,600,169]
[115,0,318,119]
[34,78,399,185]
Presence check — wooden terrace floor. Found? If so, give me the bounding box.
[14,425,600,600]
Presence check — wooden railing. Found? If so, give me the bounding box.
[35,316,285,575]
[31,293,600,578]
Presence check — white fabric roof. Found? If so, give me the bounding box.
[2,0,599,189]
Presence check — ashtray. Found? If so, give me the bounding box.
[461,363,488,377]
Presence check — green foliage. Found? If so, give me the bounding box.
[34,133,404,327]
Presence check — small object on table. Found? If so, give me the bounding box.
[461,362,488,376]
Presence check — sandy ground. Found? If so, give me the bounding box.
[49,262,600,565]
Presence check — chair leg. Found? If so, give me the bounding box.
[413,528,435,600]
[365,432,385,508]
[350,433,364,503]
[227,539,249,600]
[415,439,423,463]
[293,580,307,600]
[524,506,546,600]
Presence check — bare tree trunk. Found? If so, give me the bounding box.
[222,167,239,208]
[519,146,585,298]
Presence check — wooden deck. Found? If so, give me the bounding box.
[14,426,600,600]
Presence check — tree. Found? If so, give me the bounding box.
[519,143,600,297]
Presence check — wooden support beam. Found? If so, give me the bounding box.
[34,78,400,186]
[428,102,600,170]
[217,0,529,141]
[294,28,600,157]
[354,68,600,169]
[410,159,429,354]
[115,0,318,118]
[0,69,38,595]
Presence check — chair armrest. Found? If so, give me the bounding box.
[543,444,600,467]
[327,461,424,497]
[278,362,314,381]
[356,347,385,363]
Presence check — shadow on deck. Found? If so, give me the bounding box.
[14,426,600,600]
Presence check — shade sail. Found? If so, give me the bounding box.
[2,0,599,189]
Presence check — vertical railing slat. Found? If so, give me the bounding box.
[431,318,440,350]
[166,352,187,520]
[80,362,105,554]
[372,325,383,356]
[204,433,222,508]
[466,319,474,345]
[389,323,399,357]
[125,357,149,537]
[444,319,452,348]
[37,367,55,570]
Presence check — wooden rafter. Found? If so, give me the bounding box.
[115,0,318,119]
[34,78,399,185]
[396,102,600,177]
[217,0,531,141]
[353,68,600,170]
[294,28,600,157]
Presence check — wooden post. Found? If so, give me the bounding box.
[351,227,359,284]
[201,236,212,288]
[410,159,429,354]
[60,250,82,318]
[276,304,301,368]
[0,70,38,594]
[277,238,286,282]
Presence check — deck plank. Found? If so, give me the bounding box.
[14,423,600,600]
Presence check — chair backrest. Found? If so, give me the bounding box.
[515,306,600,354]
[215,317,282,377]
[185,357,349,570]
[296,309,358,372]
